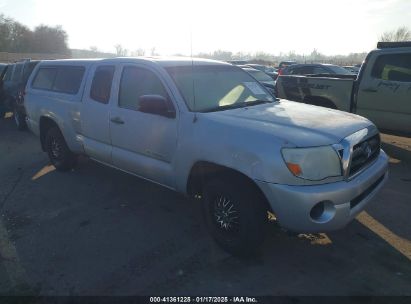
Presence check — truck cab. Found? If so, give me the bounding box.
[276,42,411,136]
[24,57,389,256]
[355,42,411,135]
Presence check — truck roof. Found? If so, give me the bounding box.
[37,57,229,68]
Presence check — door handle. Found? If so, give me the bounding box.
[110,117,125,124]
[362,88,378,93]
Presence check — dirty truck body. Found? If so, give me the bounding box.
[24,57,388,255]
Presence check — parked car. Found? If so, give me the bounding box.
[239,66,276,91]
[276,41,411,136]
[246,64,278,80]
[1,59,40,129]
[227,60,248,65]
[343,65,361,74]
[0,63,7,74]
[24,58,388,256]
[0,63,10,117]
[277,60,297,75]
[282,63,356,76]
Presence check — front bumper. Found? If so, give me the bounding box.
[256,150,389,232]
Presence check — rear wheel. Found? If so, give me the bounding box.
[203,176,268,256]
[45,127,77,171]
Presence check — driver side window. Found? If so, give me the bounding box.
[118,66,169,111]
[371,53,411,82]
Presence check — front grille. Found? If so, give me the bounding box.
[349,134,380,176]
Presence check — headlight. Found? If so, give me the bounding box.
[281,146,342,181]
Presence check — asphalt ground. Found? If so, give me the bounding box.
[0,115,410,296]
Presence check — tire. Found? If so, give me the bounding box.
[45,127,77,171]
[203,176,268,257]
[14,107,27,131]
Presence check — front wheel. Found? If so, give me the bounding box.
[203,177,268,256]
[45,127,77,171]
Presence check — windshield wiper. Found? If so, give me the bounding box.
[242,99,274,106]
[200,99,274,113]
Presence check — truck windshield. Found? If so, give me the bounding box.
[165,65,275,112]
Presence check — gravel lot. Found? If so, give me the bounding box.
[0,116,410,296]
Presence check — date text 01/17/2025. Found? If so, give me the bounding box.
[149,296,258,303]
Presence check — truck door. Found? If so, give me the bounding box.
[356,52,411,134]
[81,65,116,163]
[109,64,178,188]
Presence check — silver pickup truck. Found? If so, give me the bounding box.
[24,57,388,256]
[276,42,411,136]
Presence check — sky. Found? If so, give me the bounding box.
[1,0,411,56]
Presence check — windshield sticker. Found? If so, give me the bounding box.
[243,82,266,95]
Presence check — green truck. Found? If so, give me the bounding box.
[276,42,411,136]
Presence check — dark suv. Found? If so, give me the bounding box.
[0,60,40,130]
[277,61,297,75]
[0,63,10,117]
[281,63,355,76]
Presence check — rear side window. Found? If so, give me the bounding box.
[300,66,315,74]
[313,66,330,74]
[372,54,411,82]
[32,68,57,90]
[53,67,85,94]
[288,67,301,75]
[90,66,115,104]
[32,66,85,94]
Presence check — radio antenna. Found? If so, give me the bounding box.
[190,23,197,123]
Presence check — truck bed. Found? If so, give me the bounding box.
[276,74,356,112]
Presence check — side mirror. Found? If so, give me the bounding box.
[138,95,176,118]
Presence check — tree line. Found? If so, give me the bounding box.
[0,14,69,54]
[380,26,411,42]
[194,27,410,66]
[195,49,369,66]
[1,12,409,64]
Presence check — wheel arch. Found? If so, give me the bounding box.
[186,161,273,212]
[39,116,60,151]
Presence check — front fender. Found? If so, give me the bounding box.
[173,114,292,194]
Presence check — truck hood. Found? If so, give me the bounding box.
[204,100,373,147]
